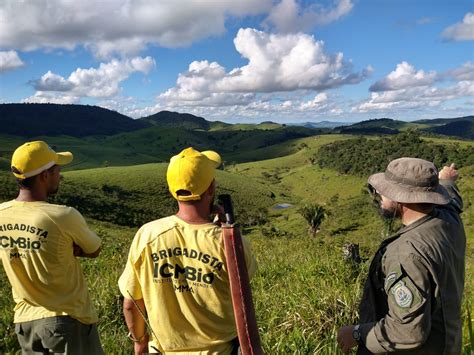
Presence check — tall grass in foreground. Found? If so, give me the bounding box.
[0,147,472,354]
[0,221,365,354]
[251,234,366,354]
[1,219,472,354]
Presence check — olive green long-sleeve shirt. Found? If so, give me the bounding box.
[357,180,466,354]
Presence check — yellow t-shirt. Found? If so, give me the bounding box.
[0,200,101,324]
[118,215,257,355]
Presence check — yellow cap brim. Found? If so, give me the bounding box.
[202,150,221,167]
[57,152,73,166]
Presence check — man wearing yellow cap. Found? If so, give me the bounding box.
[119,147,257,354]
[0,141,103,354]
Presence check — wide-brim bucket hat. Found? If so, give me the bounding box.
[368,157,450,205]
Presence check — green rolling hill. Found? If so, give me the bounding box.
[336,116,474,139]
[424,119,474,139]
[0,104,473,354]
[140,110,211,130]
[0,103,150,137]
[0,128,473,353]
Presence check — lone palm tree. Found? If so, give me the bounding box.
[299,204,326,237]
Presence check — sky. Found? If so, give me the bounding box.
[0,0,473,123]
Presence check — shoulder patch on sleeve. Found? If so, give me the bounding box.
[391,281,413,308]
[384,264,402,293]
[384,272,399,291]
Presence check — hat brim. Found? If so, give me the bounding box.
[56,152,73,166]
[368,172,450,205]
[201,150,221,167]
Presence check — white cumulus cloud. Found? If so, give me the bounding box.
[0,50,25,73]
[159,28,371,106]
[444,61,474,81]
[441,12,474,41]
[145,90,344,122]
[0,0,272,58]
[23,92,80,105]
[355,61,474,113]
[263,0,353,33]
[299,93,328,110]
[25,56,155,104]
[369,62,437,92]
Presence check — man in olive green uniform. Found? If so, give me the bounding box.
[337,158,465,354]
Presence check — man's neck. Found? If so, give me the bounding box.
[16,189,47,202]
[176,203,211,225]
[402,209,429,226]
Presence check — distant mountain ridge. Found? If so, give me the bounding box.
[291,121,351,129]
[336,117,474,139]
[336,118,405,135]
[0,103,149,137]
[0,103,472,140]
[140,110,211,130]
[414,115,474,125]
[424,119,474,139]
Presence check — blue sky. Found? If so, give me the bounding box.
[0,0,472,123]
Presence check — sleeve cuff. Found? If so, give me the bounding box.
[359,323,387,354]
[81,237,102,254]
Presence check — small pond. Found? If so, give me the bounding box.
[273,203,293,210]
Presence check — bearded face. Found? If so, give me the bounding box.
[46,165,61,195]
[368,184,401,219]
[379,195,401,219]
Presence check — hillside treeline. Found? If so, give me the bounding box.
[316,131,474,176]
[0,103,150,137]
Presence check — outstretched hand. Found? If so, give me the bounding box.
[439,163,458,181]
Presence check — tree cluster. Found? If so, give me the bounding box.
[316,131,474,176]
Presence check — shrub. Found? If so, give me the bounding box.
[299,203,326,236]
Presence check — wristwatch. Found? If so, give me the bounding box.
[352,324,362,344]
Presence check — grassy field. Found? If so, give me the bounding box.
[0,125,318,171]
[0,133,472,354]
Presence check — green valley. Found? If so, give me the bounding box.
[0,104,473,354]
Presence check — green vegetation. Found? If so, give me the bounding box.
[336,116,474,139]
[0,164,274,228]
[426,120,474,140]
[142,110,211,130]
[0,103,149,137]
[317,131,474,176]
[299,204,326,236]
[0,131,473,354]
[0,126,318,172]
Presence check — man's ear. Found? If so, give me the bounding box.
[37,170,49,183]
[398,202,405,214]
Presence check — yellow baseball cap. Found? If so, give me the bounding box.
[167,147,222,201]
[11,141,73,179]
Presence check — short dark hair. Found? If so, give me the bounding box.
[11,166,35,188]
[16,176,37,189]
[176,189,192,196]
[12,165,57,189]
